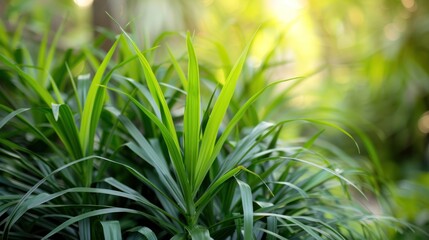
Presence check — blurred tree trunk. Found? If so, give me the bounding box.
[92,0,125,50]
[0,1,5,17]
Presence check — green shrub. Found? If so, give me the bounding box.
[0,20,419,239]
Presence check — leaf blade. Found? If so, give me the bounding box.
[101,221,122,240]
[237,179,254,240]
[79,37,120,156]
[194,33,256,192]
[184,33,200,191]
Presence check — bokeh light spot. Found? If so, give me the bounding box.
[74,0,94,8]
[384,23,401,41]
[418,112,429,134]
[401,0,415,9]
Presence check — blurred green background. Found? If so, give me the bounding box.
[1,0,429,237]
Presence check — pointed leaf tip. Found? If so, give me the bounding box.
[51,103,60,121]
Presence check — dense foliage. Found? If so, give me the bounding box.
[1,1,429,239]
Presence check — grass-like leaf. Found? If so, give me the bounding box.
[79,36,120,156]
[101,221,122,240]
[194,32,256,192]
[134,226,158,240]
[183,33,201,192]
[103,86,188,206]
[167,46,188,91]
[0,108,30,130]
[0,53,55,105]
[46,104,83,160]
[237,179,254,240]
[42,208,141,240]
[111,15,179,145]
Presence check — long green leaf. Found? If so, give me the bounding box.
[42,22,64,86]
[126,142,185,210]
[104,86,189,207]
[189,225,213,240]
[184,33,200,191]
[236,179,254,240]
[0,108,30,130]
[210,78,301,171]
[104,177,178,221]
[46,104,83,160]
[266,216,278,240]
[110,15,179,148]
[101,221,122,240]
[273,181,309,199]
[36,29,48,84]
[79,36,120,156]
[194,33,256,192]
[216,121,272,178]
[256,228,287,240]
[195,166,243,209]
[136,227,158,240]
[292,129,325,158]
[0,21,8,50]
[253,213,325,240]
[2,156,181,239]
[257,152,365,197]
[42,208,141,240]
[117,76,162,121]
[167,46,188,91]
[65,63,83,114]
[0,105,66,159]
[79,218,91,240]
[0,53,55,105]
[1,156,88,239]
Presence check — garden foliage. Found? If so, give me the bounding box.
[0,19,417,239]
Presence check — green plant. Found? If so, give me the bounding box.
[0,18,419,239]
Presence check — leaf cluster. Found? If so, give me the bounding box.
[0,20,415,239]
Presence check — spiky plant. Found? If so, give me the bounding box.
[0,19,416,239]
